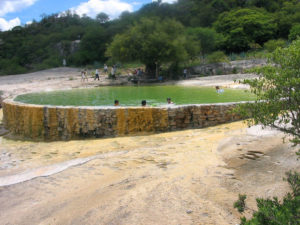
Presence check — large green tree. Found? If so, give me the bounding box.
[186,27,224,55]
[106,17,199,78]
[214,8,277,52]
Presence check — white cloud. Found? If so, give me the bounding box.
[71,0,133,19]
[0,0,38,17]
[152,0,177,3]
[0,17,21,31]
[131,1,142,6]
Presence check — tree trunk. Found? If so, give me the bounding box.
[145,64,156,79]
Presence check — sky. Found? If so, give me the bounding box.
[0,0,177,31]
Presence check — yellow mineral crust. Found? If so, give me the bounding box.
[116,107,168,136]
[3,101,44,138]
[3,99,243,140]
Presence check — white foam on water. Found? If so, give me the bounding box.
[0,151,126,187]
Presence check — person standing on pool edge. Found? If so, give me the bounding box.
[81,69,88,82]
[95,69,100,81]
[104,64,108,73]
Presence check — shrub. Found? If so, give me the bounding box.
[232,67,238,74]
[207,51,228,63]
[234,171,300,225]
[263,39,286,52]
[234,194,247,213]
[289,24,300,41]
[0,58,27,75]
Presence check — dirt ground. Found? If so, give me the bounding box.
[0,68,299,225]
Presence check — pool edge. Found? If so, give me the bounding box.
[3,99,248,141]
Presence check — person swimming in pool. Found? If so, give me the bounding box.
[167,97,174,104]
[215,86,224,93]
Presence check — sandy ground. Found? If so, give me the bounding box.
[0,68,299,225]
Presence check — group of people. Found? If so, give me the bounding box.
[82,66,190,82]
[114,98,174,107]
[81,64,114,82]
[133,68,143,77]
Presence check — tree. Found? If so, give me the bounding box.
[186,27,224,55]
[246,0,281,12]
[289,23,300,41]
[106,17,199,78]
[136,1,176,20]
[96,13,109,24]
[75,26,108,65]
[274,1,300,39]
[214,8,277,52]
[239,38,300,150]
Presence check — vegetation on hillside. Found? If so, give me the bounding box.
[0,0,300,76]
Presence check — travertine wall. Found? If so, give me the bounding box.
[3,99,242,141]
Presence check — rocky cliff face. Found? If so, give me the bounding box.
[56,40,81,57]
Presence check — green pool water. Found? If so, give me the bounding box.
[14,86,256,106]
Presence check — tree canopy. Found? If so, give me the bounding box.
[214,8,277,52]
[186,27,224,55]
[96,13,110,24]
[106,18,199,78]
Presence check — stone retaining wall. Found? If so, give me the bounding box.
[3,99,243,141]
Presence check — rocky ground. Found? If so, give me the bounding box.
[0,68,298,225]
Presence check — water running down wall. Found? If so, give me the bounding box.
[3,99,243,141]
